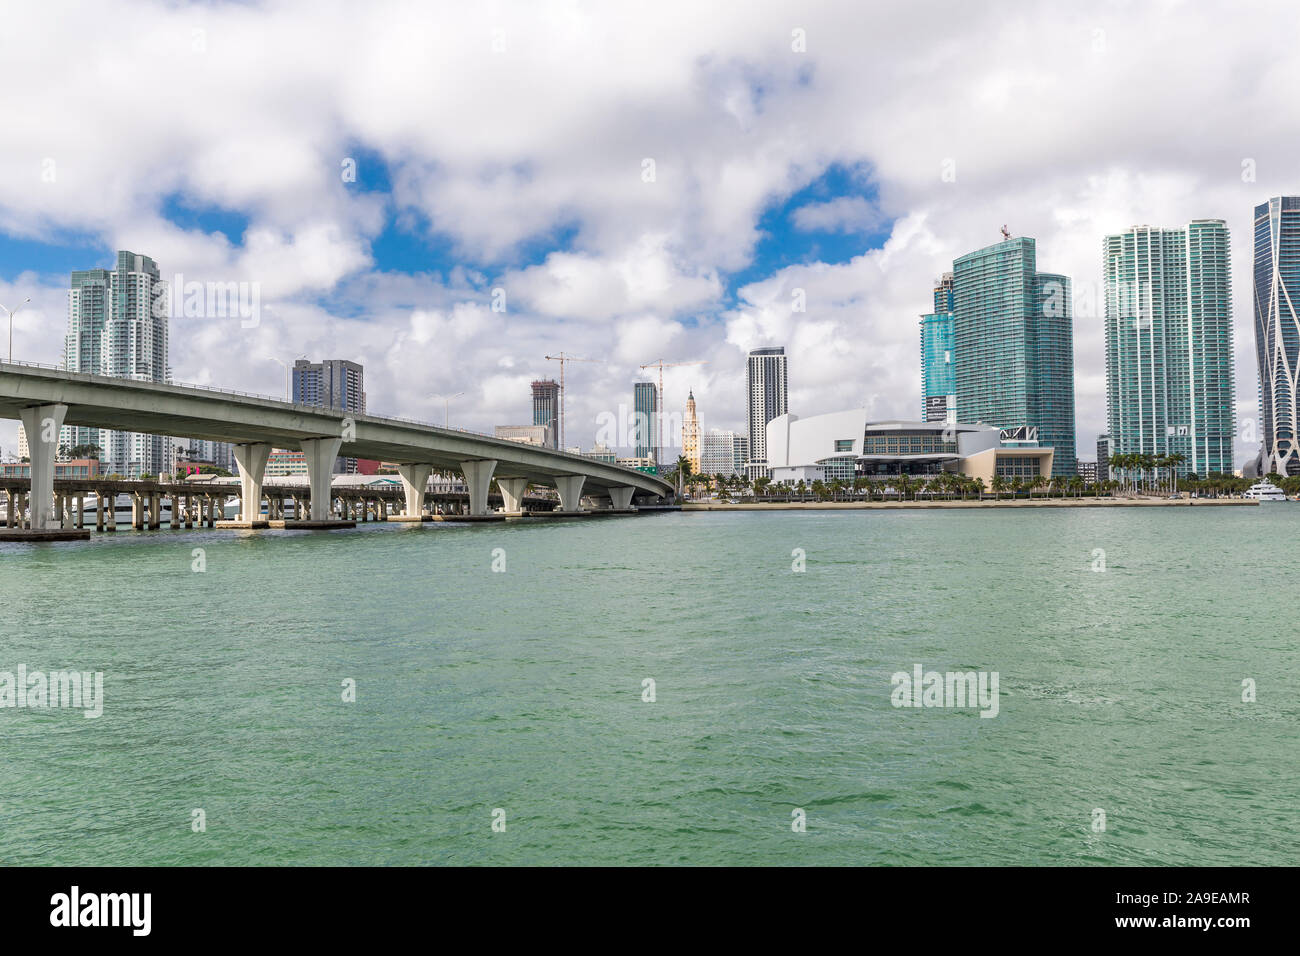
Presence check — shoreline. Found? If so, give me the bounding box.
[683,497,1260,511]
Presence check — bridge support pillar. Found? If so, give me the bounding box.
[608,486,635,511]
[496,477,529,513]
[169,494,180,529]
[234,442,272,522]
[96,493,105,531]
[460,459,498,516]
[554,475,586,513]
[5,489,13,528]
[397,464,433,517]
[18,403,68,530]
[301,437,343,521]
[106,495,116,531]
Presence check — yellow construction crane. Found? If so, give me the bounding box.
[639,358,708,465]
[544,352,605,450]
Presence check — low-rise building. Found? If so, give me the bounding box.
[495,424,553,447]
[265,450,308,477]
[765,411,1053,486]
[0,458,101,480]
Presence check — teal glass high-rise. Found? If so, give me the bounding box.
[951,236,1077,476]
[1103,221,1234,478]
[919,311,955,422]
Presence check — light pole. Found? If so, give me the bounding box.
[268,355,307,402]
[433,392,464,427]
[1,297,31,363]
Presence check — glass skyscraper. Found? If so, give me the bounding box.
[952,236,1076,476]
[633,381,658,462]
[921,273,955,422]
[1254,197,1300,476]
[531,379,559,449]
[61,250,172,476]
[293,358,366,472]
[745,346,788,478]
[1103,221,1234,478]
[920,313,955,423]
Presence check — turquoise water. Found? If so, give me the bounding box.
[1,507,1296,865]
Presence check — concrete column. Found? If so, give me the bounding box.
[5,489,13,528]
[149,493,161,529]
[18,403,68,530]
[554,475,586,513]
[76,495,85,529]
[185,495,193,528]
[96,493,105,531]
[300,437,342,522]
[397,464,433,517]
[460,459,498,516]
[608,486,635,511]
[496,477,529,513]
[131,493,143,530]
[233,443,272,522]
[169,494,180,529]
[106,494,117,531]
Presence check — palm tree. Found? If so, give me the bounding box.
[1068,475,1083,497]
[895,474,913,501]
[673,455,692,497]
[991,474,1008,499]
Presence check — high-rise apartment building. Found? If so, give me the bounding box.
[682,390,700,473]
[1096,434,1111,484]
[633,381,658,462]
[1254,196,1300,475]
[745,346,788,478]
[933,271,955,313]
[920,311,955,423]
[293,358,366,472]
[1103,221,1234,478]
[952,236,1077,476]
[61,251,172,476]
[531,379,560,450]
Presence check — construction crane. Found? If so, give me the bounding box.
[639,358,708,466]
[544,352,604,451]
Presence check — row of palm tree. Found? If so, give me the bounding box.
[1107,452,1186,494]
[671,467,1115,502]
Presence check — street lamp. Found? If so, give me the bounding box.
[268,355,308,402]
[432,392,464,427]
[1,297,31,363]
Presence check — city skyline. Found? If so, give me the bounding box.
[0,3,1295,470]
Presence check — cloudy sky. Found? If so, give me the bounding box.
[2,0,1297,466]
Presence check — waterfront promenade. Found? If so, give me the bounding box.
[684,497,1259,511]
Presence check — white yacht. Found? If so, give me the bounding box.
[1243,481,1287,502]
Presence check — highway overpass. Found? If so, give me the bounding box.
[0,362,674,530]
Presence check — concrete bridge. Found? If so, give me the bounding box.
[0,475,564,532]
[0,362,674,531]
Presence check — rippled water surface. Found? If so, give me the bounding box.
[1,507,1296,865]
